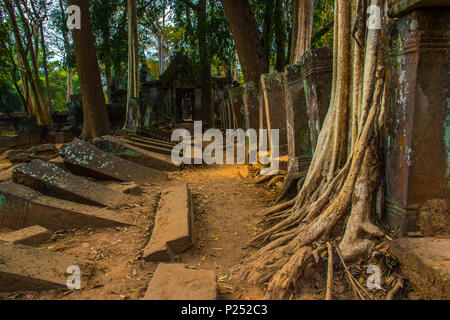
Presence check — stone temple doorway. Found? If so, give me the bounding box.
[176,88,195,122]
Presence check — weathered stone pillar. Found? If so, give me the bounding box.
[194,89,202,122]
[285,64,312,160]
[261,72,288,155]
[124,98,139,133]
[228,86,245,129]
[276,64,313,202]
[300,47,333,151]
[242,82,260,131]
[384,2,450,235]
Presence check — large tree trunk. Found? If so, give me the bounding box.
[290,0,314,64]
[157,28,164,76]
[69,0,110,140]
[262,0,274,61]
[240,0,387,300]
[220,0,268,84]
[123,0,140,131]
[197,0,214,128]
[274,0,286,71]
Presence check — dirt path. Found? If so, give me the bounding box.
[172,164,275,300]
[0,164,275,300]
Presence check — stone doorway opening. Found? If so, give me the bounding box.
[176,88,195,122]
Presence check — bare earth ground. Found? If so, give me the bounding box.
[1,161,419,300]
[0,164,277,300]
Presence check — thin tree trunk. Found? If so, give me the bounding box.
[4,0,52,124]
[127,0,139,99]
[69,0,110,140]
[60,0,72,103]
[29,0,52,110]
[66,66,73,103]
[105,56,112,104]
[123,0,140,131]
[40,25,52,111]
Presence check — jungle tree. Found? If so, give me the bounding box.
[239,0,389,300]
[69,0,110,140]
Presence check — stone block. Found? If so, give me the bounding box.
[12,159,127,207]
[143,264,217,300]
[384,8,449,235]
[390,237,450,299]
[0,225,51,246]
[300,47,333,150]
[242,82,260,131]
[0,181,135,230]
[143,183,193,261]
[59,138,168,184]
[261,72,288,155]
[0,240,88,292]
[92,135,180,171]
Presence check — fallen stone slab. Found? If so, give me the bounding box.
[92,135,180,171]
[390,237,450,299]
[28,143,59,161]
[60,138,168,184]
[12,159,127,207]
[144,183,194,261]
[0,181,135,230]
[7,150,32,163]
[0,225,51,246]
[143,264,217,300]
[0,240,88,293]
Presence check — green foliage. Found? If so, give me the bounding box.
[170,0,236,76]
[312,0,335,48]
[0,0,335,117]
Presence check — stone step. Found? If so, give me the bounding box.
[0,240,88,293]
[124,138,174,156]
[12,159,126,208]
[92,135,180,171]
[0,225,51,246]
[143,264,217,300]
[390,237,450,299]
[136,127,172,142]
[143,183,194,261]
[128,134,176,147]
[0,181,135,231]
[60,138,168,184]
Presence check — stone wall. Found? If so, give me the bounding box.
[384,4,449,235]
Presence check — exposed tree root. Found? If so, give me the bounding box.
[238,0,388,299]
[386,278,404,300]
[325,242,334,300]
